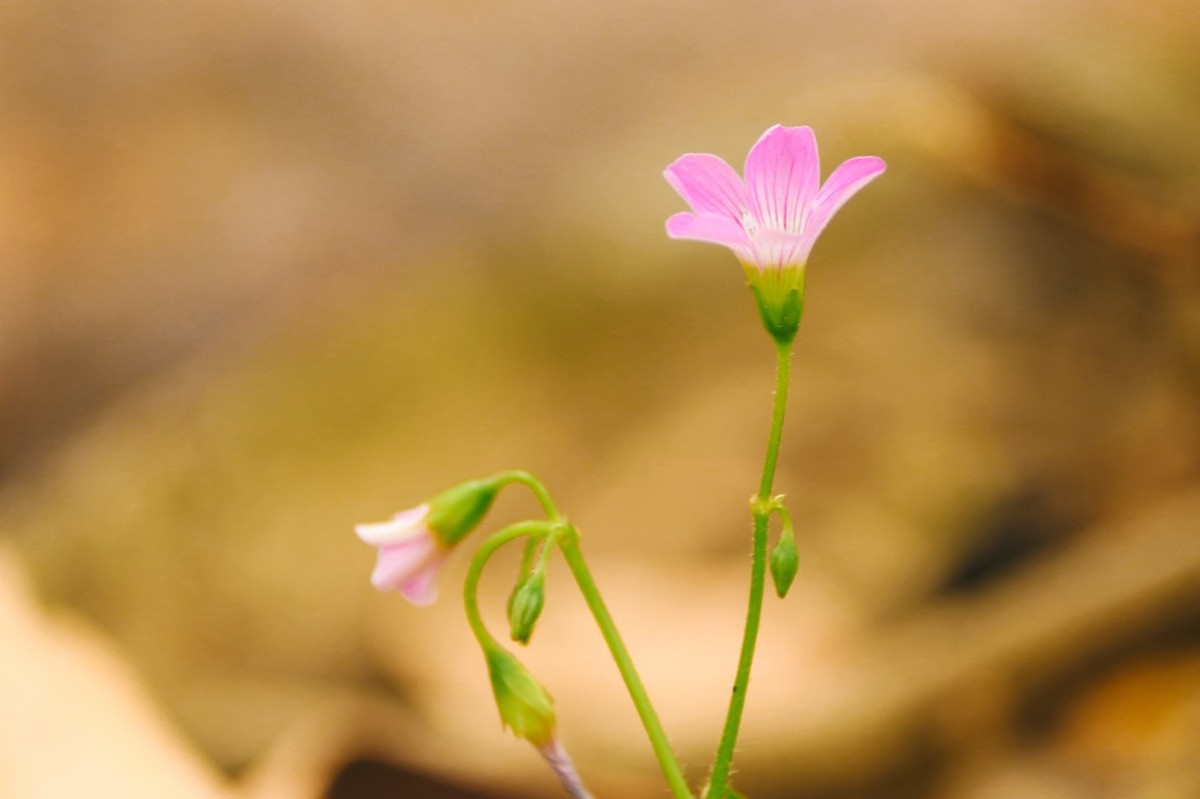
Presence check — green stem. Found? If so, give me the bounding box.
[558,529,694,799]
[496,470,563,521]
[706,338,793,797]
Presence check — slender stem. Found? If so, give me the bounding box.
[517,535,540,582]
[534,535,556,574]
[496,470,564,520]
[706,339,793,797]
[558,529,694,799]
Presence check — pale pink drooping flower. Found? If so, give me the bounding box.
[664,124,886,270]
[355,505,448,606]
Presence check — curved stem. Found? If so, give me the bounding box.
[706,338,793,797]
[464,521,554,650]
[558,529,694,799]
[495,470,564,521]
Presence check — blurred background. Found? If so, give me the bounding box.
[1,0,1199,797]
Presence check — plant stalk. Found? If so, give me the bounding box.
[559,531,693,799]
[706,339,793,796]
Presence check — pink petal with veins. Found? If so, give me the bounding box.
[665,212,753,258]
[807,156,887,244]
[744,125,820,232]
[750,229,810,271]
[663,153,750,221]
[663,125,884,271]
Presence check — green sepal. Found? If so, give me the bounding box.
[426,478,501,545]
[745,264,805,345]
[507,572,546,645]
[770,531,799,599]
[485,646,556,745]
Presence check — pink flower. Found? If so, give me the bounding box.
[356,477,502,605]
[355,505,448,606]
[664,124,885,270]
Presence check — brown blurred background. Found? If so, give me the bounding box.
[2,0,1199,797]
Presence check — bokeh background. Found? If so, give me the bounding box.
[2,1,1199,797]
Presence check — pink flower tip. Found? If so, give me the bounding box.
[663,124,885,270]
[355,505,448,605]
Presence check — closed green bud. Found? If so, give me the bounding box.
[485,647,556,745]
[507,572,546,645]
[770,531,799,599]
[425,478,501,545]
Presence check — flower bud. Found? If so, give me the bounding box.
[770,531,799,599]
[485,647,556,746]
[507,572,546,645]
[425,478,501,545]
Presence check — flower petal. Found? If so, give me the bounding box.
[397,557,445,606]
[355,504,430,545]
[806,155,887,245]
[748,229,811,270]
[370,535,438,592]
[666,211,753,252]
[744,125,820,232]
[663,153,750,221]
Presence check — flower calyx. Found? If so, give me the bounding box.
[485,646,557,746]
[745,263,805,344]
[425,477,504,545]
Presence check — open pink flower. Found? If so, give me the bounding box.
[355,505,448,606]
[664,124,885,270]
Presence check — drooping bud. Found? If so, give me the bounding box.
[425,478,502,545]
[355,505,446,604]
[485,647,557,746]
[507,572,546,645]
[770,530,799,598]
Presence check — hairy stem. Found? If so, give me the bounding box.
[706,339,793,796]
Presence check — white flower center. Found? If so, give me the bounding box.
[740,210,760,236]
